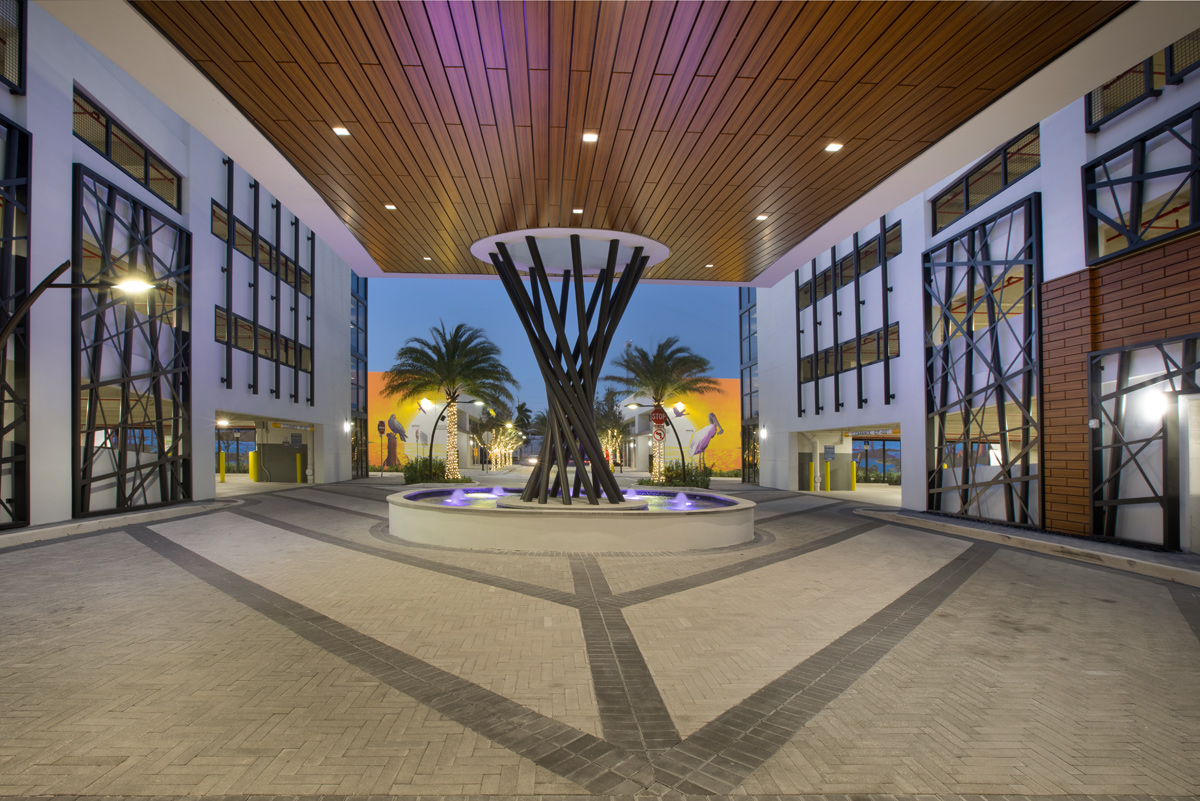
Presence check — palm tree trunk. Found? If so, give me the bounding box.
[445,401,459,479]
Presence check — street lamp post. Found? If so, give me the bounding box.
[0,259,158,355]
[626,402,689,480]
[421,397,450,483]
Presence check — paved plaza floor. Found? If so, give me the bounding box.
[1,479,1198,800]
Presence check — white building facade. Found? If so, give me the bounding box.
[0,2,376,530]
[750,23,1200,552]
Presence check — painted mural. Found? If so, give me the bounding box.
[653,378,740,471]
[366,373,740,472]
[366,373,449,469]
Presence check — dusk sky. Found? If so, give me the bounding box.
[368,276,741,413]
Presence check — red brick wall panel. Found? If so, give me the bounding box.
[1040,230,1200,537]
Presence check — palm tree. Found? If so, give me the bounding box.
[383,322,517,480]
[513,401,533,457]
[603,337,719,480]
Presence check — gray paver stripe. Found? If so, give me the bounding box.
[230,506,584,608]
[0,795,1191,801]
[644,541,999,794]
[125,525,650,795]
[572,556,681,754]
[612,519,884,608]
[1169,584,1200,642]
[262,491,389,520]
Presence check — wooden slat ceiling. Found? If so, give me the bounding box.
[133,1,1126,283]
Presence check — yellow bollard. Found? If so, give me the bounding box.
[296,453,302,483]
[851,464,857,491]
[248,451,258,482]
[808,462,815,491]
[823,459,831,492]
[219,451,225,483]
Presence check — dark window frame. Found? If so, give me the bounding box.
[1086,57,1162,133]
[932,125,1039,235]
[1083,100,1200,265]
[72,88,181,211]
[0,0,26,95]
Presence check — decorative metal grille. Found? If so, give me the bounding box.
[1168,29,1200,83]
[351,270,368,479]
[932,127,1039,234]
[1090,335,1198,550]
[0,113,28,529]
[0,0,23,94]
[73,165,191,516]
[1084,102,1200,264]
[1086,56,1162,132]
[925,194,1042,526]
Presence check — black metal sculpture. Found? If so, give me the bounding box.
[489,235,647,505]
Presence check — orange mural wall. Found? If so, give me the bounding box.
[366,373,450,468]
[656,378,740,471]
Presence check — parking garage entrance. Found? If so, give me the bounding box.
[215,413,312,488]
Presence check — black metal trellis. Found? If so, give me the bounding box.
[924,193,1042,526]
[1083,103,1200,264]
[1089,334,1199,550]
[73,164,191,517]
[0,113,29,529]
[490,235,646,505]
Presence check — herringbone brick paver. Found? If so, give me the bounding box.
[624,527,970,736]
[3,483,1197,799]
[149,513,601,739]
[739,548,1200,796]
[0,534,582,796]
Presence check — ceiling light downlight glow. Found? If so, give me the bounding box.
[756,214,768,221]
[572,208,583,214]
[332,126,350,136]
[582,132,598,142]
[384,204,396,210]
[825,142,844,152]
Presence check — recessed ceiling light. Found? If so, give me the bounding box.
[572,208,583,214]
[825,142,843,152]
[756,214,768,221]
[384,204,396,210]
[332,126,350,136]
[423,256,432,261]
[705,264,714,269]
[582,132,598,143]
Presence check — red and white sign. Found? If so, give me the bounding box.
[649,406,667,426]
[651,426,666,442]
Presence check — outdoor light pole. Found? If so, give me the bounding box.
[0,259,159,356]
[627,402,689,477]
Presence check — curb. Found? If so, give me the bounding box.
[859,508,1200,589]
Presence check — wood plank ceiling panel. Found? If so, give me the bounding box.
[134,0,1129,283]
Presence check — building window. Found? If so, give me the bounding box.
[925,193,1041,526]
[0,0,24,94]
[0,112,29,529]
[1089,334,1198,550]
[1084,101,1200,264]
[74,165,191,516]
[72,89,181,210]
[1167,30,1200,84]
[1086,54,1165,132]
[932,126,1039,234]
[853,439,902,485]
[739,287,758,484]
[350,271,368,479]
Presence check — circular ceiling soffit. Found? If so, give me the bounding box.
[470,227,670,274]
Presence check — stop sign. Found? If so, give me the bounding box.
[649,406,667,426]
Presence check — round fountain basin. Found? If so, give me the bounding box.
[388,487,755,552]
